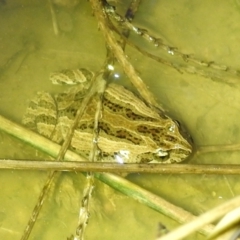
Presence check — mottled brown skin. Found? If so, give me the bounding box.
[22,69,192,164]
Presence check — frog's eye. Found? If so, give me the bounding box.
[155,149,168,157]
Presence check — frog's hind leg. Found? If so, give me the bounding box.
[22,91,57,140]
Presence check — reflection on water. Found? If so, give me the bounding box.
[1,0,240,239]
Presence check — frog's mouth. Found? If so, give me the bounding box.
[154,142,192,164]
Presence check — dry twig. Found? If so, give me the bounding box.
[156,195,240,240]
[89,0,162,110]
[2,159,240,175]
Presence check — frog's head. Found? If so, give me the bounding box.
[137,119,193,164]
[156,119,193,164]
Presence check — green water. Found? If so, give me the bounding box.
[0,0,240,239]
